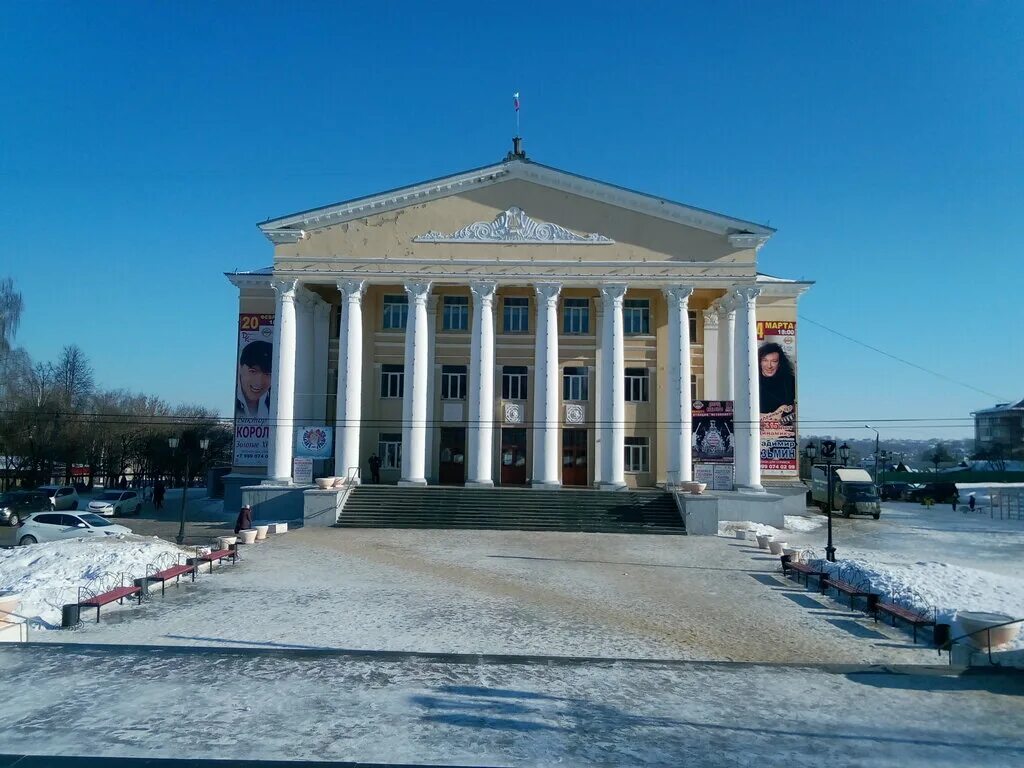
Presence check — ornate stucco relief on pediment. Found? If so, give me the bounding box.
[413,206,614,245]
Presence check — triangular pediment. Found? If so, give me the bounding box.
[258,158,773,247]
[413,206,614,245]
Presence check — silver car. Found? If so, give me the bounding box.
[88,490,142,517]
[16,512,132,546]
[37,485,80,511]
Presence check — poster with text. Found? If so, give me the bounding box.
[233,313,275,466]
[692,400,734,464]
[757,320,797,475]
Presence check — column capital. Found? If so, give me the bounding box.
[731,286,762,306]
[404,280,432,305]
[715,295,736,314]
[662,285,694,306]
[703,310,719,330]
[313,300,332,319]
[337,279,367,302]
[470,280,498,304]
[534,282,562,304]
[271,278,299,300]
[599,283,628,304]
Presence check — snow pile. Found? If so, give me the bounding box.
[717,515,823,538]
[806,551,1024,649]
[0,536,196,629]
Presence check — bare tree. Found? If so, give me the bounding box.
[0,277,23,359]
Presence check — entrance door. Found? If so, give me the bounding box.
[500,428,528,486]
[562,429,588,486]
[438,427,466,486]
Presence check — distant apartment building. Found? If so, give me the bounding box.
[973,398,1024,457]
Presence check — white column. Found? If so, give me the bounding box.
[294,294,314,423]
[424,295,438,483]
[468,281,497,487]
[732,286,763,491]
[312,300,330,423]
[717,297,736,401]
[599,284,627,489]
[532,282,562,487]
[267,279,298,482]
[664,286,694,486]
[334,280,365,482]
[592,299,604,486]
[400,281,432,485]
[702,309,719,401]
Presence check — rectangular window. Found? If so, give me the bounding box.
[380,364,404,398]
[503,297,529,333]
[625,367,649,402]
[563,298,590,334]
[382,295,408,330]
[378,433,402,470]
[689,310,698,343]
[441,365,467,400]
[623,299,650,335]
[502,365,529,400]
[624,437,650,472]
[563,366,589,402]
[442,296,469,331]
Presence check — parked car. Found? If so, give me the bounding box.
[0,491,51,527]
[16,512,132,546]
[88,490,142,517]
[905,482,958,504]
[879,483,907,501]
[37,485,80,511]
[810,466,881,519]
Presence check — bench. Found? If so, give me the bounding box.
[146,563,197,596]
[194,548,237,573]
[78,585,142,623]
[874,602,936,644]
[823,577,880,611]
[781,559,828,590]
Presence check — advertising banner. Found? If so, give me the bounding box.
[757,320,798,475]
[692,400,734,464]
[233,313,275,467]
[295,425,333,459]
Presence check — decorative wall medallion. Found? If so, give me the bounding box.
[503,402,524,424]
[414,207,614,245]
[564,404,585,424]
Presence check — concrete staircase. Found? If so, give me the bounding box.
[335,486,685,534]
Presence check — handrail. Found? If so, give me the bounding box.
[346,466,361,484]
[945,615,1024,666]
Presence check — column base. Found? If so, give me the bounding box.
[531,480,562,489]
[599,482,627,491]
[398,478,428,487]
[465,480,494,488]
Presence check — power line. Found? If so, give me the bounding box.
[799,314,1009,402]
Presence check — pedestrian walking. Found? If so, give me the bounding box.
[368,453,382,484]
[969,493,976,512]
[951,490,959,511]
[234,504,253,534]
[153,480,165,511]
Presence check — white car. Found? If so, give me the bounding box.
[17,512,132,546]
[37,485,80,511]
[88,490,142,517]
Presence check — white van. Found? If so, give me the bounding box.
[810,466,881,519]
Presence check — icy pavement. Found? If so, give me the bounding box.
[1,643,1021,767]
[31,528,935,665]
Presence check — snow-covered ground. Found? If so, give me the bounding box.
[0,536,200,628]
[720,505,1024,650]
[1,644,1021,767]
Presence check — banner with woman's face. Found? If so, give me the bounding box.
[757,320,798,475]
[233,313,275,466]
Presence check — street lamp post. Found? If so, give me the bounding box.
[169,436,209,545]
[865,424,880,490]
[812,439,843,562]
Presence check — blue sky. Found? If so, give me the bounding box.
[2,1,1021,440]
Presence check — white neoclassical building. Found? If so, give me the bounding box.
[226,142,810,512]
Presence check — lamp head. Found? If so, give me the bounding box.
[168,437,179,449]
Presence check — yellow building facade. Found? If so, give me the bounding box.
[227,146,810,494]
